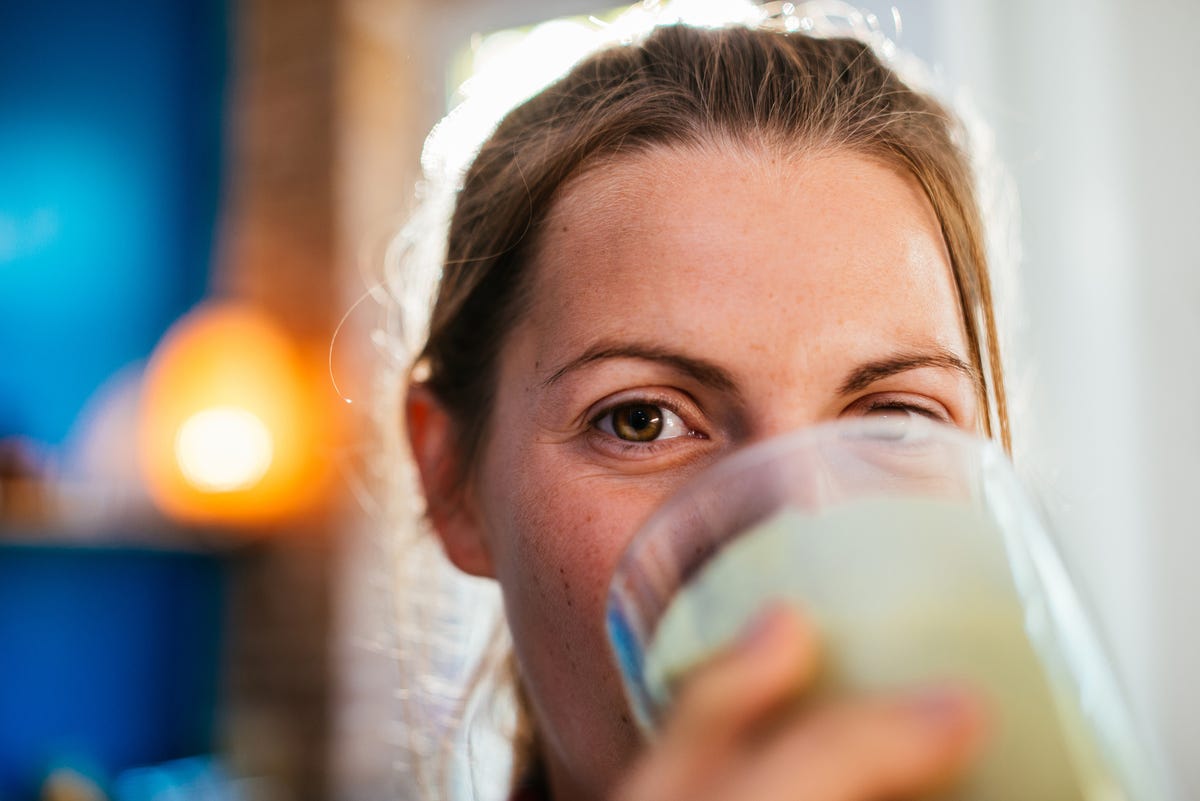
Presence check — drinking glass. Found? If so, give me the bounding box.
[606,416,1163,800]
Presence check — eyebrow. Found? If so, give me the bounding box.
[541,341,739,393]
[541,341,979,397]
[837,349,981,396]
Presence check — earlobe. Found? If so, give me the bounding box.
[405,383,495,578]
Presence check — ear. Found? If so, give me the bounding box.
[405,383,495,578]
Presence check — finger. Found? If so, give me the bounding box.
[720,685,989,801]
[617,604,820,801]
[665,603,821,753]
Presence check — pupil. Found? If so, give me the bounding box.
[615,404,663,441]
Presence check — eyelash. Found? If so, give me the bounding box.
[587,395,704,455]
[585,393,950,457]
[858,395,950,423]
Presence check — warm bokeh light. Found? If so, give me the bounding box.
[139,302,328,528]
[175,406,274,493]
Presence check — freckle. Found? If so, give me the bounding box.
[561,225,568,232]
[566,599,573,607]
[620,713,630,725]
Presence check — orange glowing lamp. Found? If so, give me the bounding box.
[139,302,329,529]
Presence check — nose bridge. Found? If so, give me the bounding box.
[741,384,825,446]
[733,326,832,445]
[733,402,835,515]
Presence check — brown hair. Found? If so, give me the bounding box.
[408,18,1010,793]
[416,23,1009,470]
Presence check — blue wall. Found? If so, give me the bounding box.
[0,545,227,799]
[0,0,228,446]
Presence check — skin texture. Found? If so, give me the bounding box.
[410,144,986,801]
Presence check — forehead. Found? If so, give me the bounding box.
[523,144,966,381]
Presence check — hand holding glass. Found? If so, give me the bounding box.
[606,418,1163,801]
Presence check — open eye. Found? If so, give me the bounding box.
[595,402,690,443]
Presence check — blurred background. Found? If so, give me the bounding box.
[0,0,1196,800]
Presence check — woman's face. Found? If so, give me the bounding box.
[467,145,981,798]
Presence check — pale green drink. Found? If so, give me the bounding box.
[644,497,1127,801]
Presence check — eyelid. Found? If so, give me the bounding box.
[584,390,713,461]
[594,404,689,440]
[585,388,703,430]
[852,392,952,423]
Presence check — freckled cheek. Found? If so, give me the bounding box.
[484,454,661,738]
[493,470,644,655]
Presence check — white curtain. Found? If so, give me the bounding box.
[919,0,1199,796]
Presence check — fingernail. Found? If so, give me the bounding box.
[736,603,786,652]
[909,687,973,728]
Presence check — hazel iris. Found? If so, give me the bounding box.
[612,404,664,442]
